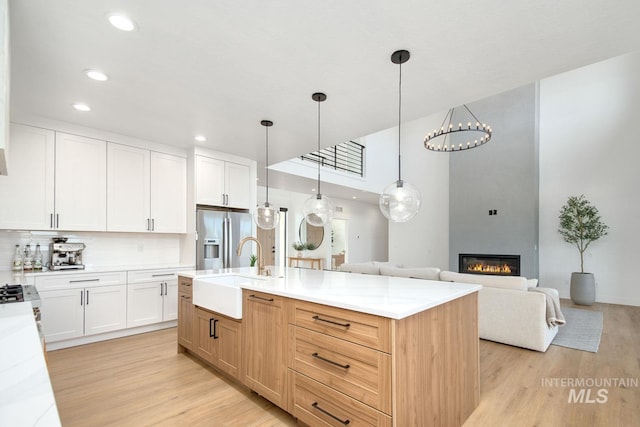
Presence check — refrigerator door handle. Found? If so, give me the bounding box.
[222,216,230,268]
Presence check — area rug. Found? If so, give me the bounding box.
[551,307,603,352]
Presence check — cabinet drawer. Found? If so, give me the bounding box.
[35,271,127,290]
[293,300,391,353]
[291,326,391,414]
[291,371,392,427]
[128,268,181,283]
[178,277,193,296]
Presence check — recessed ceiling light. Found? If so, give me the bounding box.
[73,103,91,112]
[84,69,109,81]
[311,188,317,192]
[352,196,357,199]
[194,135,207,142]
[108,14,137,32]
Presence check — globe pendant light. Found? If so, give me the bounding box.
[303,93,335,227]
[254,120,280,230]
[379,50,422,223]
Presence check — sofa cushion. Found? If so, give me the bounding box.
[337,262,382,275]
[439,271,527,291]
[526,278,539,289]
[379,266,441,280]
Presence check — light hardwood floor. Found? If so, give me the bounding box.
[47,300,639,427]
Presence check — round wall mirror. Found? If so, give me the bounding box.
[299,218,324,248]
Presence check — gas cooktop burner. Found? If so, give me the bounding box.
[0,284,25,304]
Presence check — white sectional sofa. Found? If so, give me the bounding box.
[337,262,559,352]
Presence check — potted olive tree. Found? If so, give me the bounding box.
[558,194,609,305]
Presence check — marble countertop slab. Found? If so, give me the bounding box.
[0,302,61,427]
[182,267,481,320]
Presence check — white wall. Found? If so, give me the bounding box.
[259,186,388,268]
[270,130,397,194]
[368,114,450,268]
[539,51,640,306]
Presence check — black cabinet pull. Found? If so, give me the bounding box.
[209,318,219,339]
[249,294,274,302]
[181,295,191,301]
[312,315,350,328]
[160,283,164,296]
[86,290,89,305]
[80,290,83,306]
[311,402,350,425]
[312,352,350,369]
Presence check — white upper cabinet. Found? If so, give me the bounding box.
[150,151,187,233]
[224,161,251,209]
[55,132,107,231]
[107,144,186,233]
[0,124,55,229]
[196,154,251,209]
[195,155,224,206]
[107,143,151,232]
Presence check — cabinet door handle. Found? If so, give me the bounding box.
[249,294,274,302]
[160,283,164,296]
[80,290,83,306]
[209,318,219,339]
[312,315,351,328]
[164,283,168,296]
[147,218,150,231]
[311,402,350,425]
[70,279,100,283]
[56,214,59,228]
[311,352,350,369]
[50,213,54,229]
[151,218,155,231]
[85,290,89,305]
[181,295,191,301]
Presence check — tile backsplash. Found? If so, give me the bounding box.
[0,230,184,271]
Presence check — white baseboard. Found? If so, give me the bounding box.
[45,321,177,351]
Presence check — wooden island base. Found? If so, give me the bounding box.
[178,275,479,426]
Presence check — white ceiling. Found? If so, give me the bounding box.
[9,0,640,201]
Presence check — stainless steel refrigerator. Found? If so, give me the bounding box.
[196,207,253,270]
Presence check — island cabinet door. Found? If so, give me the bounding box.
[242,290,287,409]
[195,307,218,365]
[216,315,241,379]
[177,277,194,351]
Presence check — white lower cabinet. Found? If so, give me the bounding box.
[37,272,128,343]
[39,284,127,342]
[37,268,185,348]
[127,279,178,327]
[126,269,181,328]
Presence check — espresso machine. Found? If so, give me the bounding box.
[49,237,86,270]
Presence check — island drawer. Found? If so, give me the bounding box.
[178,277,193,296]
[291,326,391,414]
[291,371,392,427]
[293,300,391,353]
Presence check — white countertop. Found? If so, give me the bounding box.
[184,267,482,320]
[0,303,61,427]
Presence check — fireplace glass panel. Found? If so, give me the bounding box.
[459,254,520,276]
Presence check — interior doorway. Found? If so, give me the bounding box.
[331,219,347,270]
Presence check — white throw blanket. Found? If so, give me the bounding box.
[529,287,566,327]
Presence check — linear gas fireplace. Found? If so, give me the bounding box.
[459,254,520,276]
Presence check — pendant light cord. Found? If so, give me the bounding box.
[397,56,403,182]
[317,97,321,197]
[265,125,269,204]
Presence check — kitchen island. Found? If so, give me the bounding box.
[178,267,482,426]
